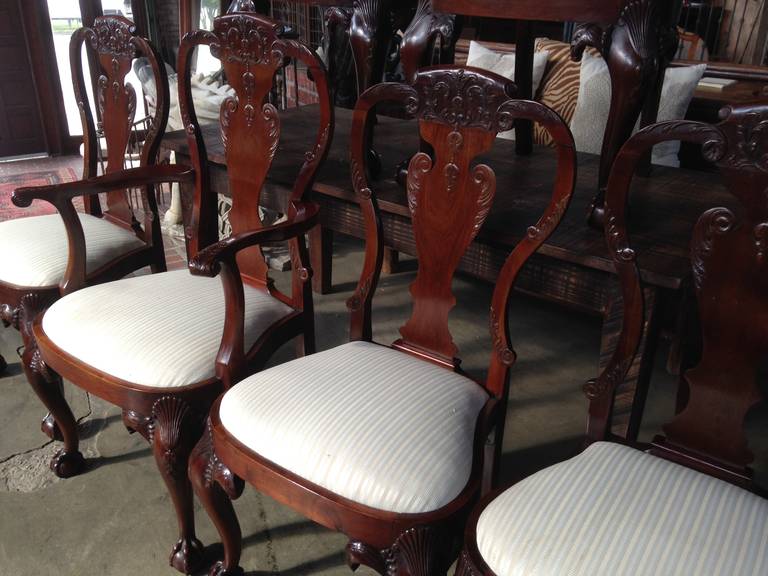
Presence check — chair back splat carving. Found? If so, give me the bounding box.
[349,66,577,397]
[178,12,333,285]
[71,15,169,233]
[596,105,768,486]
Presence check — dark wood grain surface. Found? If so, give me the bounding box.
[163,105,732,292]
[431,0,624,22]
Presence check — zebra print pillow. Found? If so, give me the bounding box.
[534,38,599,147]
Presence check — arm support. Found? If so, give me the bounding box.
[12,164,194,207]
[11,164,194,295]
[189,202,319,277]
[188,201,319,390]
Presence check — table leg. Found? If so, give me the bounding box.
[601,283,661,441]
[349,0,392,95]
[571,0,677,228]
[382,248,399,275]
[514,21,534,156]
[309,224,333,295]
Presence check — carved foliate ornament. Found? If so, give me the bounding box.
[90,16,138,59]
[408,68,517,132]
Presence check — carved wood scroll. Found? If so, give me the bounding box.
[598,105,768,481]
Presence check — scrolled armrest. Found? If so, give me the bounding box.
[12,164,194,207]
[189,202,320,277]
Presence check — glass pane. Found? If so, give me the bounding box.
[47,0,89,136]
[196,0,223,75]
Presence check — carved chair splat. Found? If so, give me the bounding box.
[0,15,188,473]
[189,65,576,576]
[457,104,768,576]
[27,12,333,575]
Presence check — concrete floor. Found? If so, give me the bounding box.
[0,234,765,575]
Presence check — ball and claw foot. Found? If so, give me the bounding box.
[170,537,205,575]
[50,448,86,478]
[210,560,245,576]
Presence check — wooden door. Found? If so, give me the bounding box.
[0,0,47,157]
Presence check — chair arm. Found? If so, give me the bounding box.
[12,164,194,207]
[189,202,319,277]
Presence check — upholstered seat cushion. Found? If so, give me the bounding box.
[476,441,768,576]
[219,341,488,514]
[0,213,145,287]
[42,269,292,387]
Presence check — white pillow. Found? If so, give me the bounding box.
[467,41,550,96]
[569,52,706,166]
[466,41,550,140]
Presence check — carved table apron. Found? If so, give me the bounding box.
[162,104,732,440]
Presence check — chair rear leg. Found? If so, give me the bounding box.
[189,422,245,576]
[19,294,84,478]
[150,396,205,575]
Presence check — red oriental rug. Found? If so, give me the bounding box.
[0,168,83,222]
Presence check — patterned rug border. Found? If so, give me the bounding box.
[0,168,81,222]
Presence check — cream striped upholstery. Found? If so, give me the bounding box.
[42,269,292,387]
[476,442,768,576]
[0,214,145,288]
[219,341,488,514]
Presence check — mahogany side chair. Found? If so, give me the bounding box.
[456,105,768,576]
[16,12,333,575]
[0,15,189,459]
[189,66,577,575]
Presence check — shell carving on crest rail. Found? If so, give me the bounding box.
[90,17,137,58]
[208,15,285,67]
[409,68,517,132]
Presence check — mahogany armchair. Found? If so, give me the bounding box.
[456,105,768,576]
[23,12,333,575]
[189,65,576,575]
[0,15,189,458]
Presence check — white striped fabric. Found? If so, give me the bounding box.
[42,269,292,387]
[219,341,488,514]
[476,441,768,576]
[0,214,145,287]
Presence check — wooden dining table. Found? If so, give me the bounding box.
[434,0,683,228]
[161,103,731,440]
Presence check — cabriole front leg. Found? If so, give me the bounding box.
[189,422,245,576]
[19,294,84,478]
[150,396,205,575]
